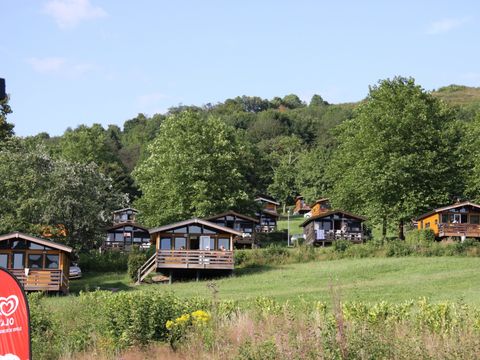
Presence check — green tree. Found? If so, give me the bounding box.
[133,111,253,226]
[0,96,14,141]
[309,94,328,107]
[327,77,457,240]
[459,113,480,201]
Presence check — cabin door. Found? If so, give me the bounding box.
[453,214,462,224]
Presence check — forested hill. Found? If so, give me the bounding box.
[2,78,480,250]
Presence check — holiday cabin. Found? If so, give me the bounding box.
[416,201,480,239]
[137,218,242,283]
[255,195,280,232]
[301,210,366,246]
[104,208,150,250]
[310,198,332,217]
[293,196,311,215]
[0,232,72,293]
[204,211,259,248]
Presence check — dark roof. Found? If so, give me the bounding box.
[107,222,150,232]
[112,207,139,214]
[261,209,280,218]
[204,210,259,223]
[254,194,280,206]
[300,210,367,227]
[310,198,330,207]
[416,201,480,221]
[0,232,73,253]
[149,218,243,236]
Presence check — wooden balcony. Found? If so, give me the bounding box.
[315,230,364,244]
[156,250,234,270]
[439,223,480,238]
[9,269,69,293]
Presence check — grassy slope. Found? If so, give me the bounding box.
[277,215,305,235]
[432,85,480,106]
[68,257,480,306]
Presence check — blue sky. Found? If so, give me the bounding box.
[2,0,479,136]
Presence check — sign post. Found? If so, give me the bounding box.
[0,268,31,360]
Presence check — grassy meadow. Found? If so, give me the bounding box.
[68,256,480,306]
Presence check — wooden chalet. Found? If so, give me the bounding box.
[104,208,150,250]
[204,211,259,248]
[293,196,311,215]
[137,218,242,283]
[301,210,366,246]
[255,195,280,232]
[310,198,331,217]
[417,201,480,239]
[0,232,72,293]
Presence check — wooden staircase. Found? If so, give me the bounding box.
[136,252,157,284]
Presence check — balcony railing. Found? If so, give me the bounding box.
[156,250,234,270]
[439,223,480,237]
[315,230,364,243]
[9,269,68,293]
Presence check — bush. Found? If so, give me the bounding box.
[385,241,413,257]
[333,239,351,252]
[405,229,436,245]
[78,250,129,272]
[127,247,149,281]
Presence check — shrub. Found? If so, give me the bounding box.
[385,241,413,257]
[405,229,435,245]
[78,250,129,272]
[127,247,149,281]
[333,239,351,252]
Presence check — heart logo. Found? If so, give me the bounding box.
[0,296,19,317]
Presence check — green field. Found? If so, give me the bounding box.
[69,257,480,305]
[277,214,305,235]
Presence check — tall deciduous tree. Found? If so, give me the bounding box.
[0,96,14,141]
[327,77,457,239]
[133,111,253,226]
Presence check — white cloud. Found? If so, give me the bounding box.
[427,17,470,35]
[43,0,107,29]
[26,57,96,77]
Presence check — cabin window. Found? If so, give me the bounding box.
[442,214,449,223]
[461,214,468,223]
[199,236,214,250]
[45,255,59,269]
[425,222,430,228]
[28,254,43,269]
[160,237,172,250]
[189,225,202,233]
[29,242,44,250]
[12,240,27,249]
[0,241,9,249]
[174,237,187,250]
[218,238,230,250]
[202,226,217,235]
[173,227,187,233]
[12,253,24,269]
[470,215,480,224]
[0,254,8,268]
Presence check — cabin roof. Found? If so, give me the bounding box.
[0,232,73,253]
[149,218,243,236]
[300,210,367,227]
[261,209,280,218]
[416,201,480,221]
[112,207,139,214]
[254,195,280,206]
[311,198,330,206]
[204,210,260,223]
[107,222,150,232]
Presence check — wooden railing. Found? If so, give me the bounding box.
[439,223,480,237]
[137,252,157,283]
[9,269,68,293]
[157,250,234,270]
[315,231,364,243]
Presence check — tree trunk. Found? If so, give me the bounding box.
[283,202,286,215]
[398,219,405,240]
[382,217,387,243]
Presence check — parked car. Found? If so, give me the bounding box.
[69,263,82,279]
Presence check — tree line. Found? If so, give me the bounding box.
[1,76,479,250]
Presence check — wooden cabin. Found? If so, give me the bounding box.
[255,195,280,232]
[301,211,366,246]
[416,201,480,239]
[104,208,150,250]
[0,232,72,293]
[137,218,242,283]
[293,196,311,215]
[310,198,331,217]
[204,210,259,248]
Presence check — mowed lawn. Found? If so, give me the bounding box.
[70,257,480,305]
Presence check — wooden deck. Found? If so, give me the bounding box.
[312,231,364,245]
[10,269,69,293]
[156,250,234,270]
[439,224,480,238]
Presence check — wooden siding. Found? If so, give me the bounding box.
[417,213,440,235]
[10,269,69,293]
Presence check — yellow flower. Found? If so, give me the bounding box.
[191,310,211,324]
[166,320,174,330]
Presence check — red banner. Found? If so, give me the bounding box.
[0,268,31,360]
